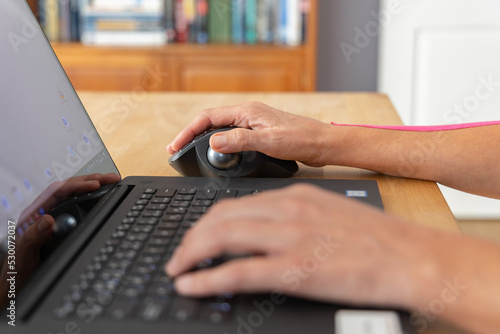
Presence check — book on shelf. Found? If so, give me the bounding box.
[244,0,257,44]
[194,0,209,44]
[36,0,310,46]
[231,0,245,44]
[208,0,231,43]
[80,0,167,46]
[164,0,176,42]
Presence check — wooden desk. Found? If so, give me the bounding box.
[80,92,466,334]
[81,92,459,234]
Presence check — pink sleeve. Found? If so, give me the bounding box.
[331,120,500,131]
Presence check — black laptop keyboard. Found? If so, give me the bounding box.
[52,187,261,323]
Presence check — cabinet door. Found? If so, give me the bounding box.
[174,55,303,92]
[53,46,172,91]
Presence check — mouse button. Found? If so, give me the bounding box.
[168,149,186,163]
[192,130,209,142]
[240,151,266,165]
[170,139,199,163]
[258,159,299,178]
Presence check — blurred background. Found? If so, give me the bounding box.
[27,0,500,242]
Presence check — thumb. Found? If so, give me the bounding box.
[210,128,268,154]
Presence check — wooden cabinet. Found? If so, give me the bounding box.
[172,46,305,92]
[34,0,317,92]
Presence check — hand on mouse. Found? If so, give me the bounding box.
[166,102,332,167]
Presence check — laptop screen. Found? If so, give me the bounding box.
[0,1,119,245]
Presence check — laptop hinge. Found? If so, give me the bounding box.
[16,183,133,321]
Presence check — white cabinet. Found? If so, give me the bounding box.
[378,0,500,219]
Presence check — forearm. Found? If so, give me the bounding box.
[411,233,500,334]
[325,124,500,198]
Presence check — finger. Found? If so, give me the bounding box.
[172,256,288,297]
[167,104,254,154]
[202,184,326,223]
[166,219,289,277]
[54,180,101,198]
[209,127,275,154]
[75,173,121,184]
[18,215,55,254]
[91,173,121,184]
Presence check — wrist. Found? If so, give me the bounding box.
[308,122,346,166]
[320,124,361,166]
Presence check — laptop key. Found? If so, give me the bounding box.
[111,231,126,239]
[149,237,172,245]
[186,213,202,222]
[189,206,208,214]
[153,229,176,238]
[165,207,187,214]
[217,189,238,201]
[135,199,149,206]
[131,205,145,211]
[163,214,183,222]
[145,204,167,210]
[149,282,175,296]
[116,224,130,232]
[156,189,176,197]
[132,225,154,234]
[142,246,166,255]
[137,254,161,264]
[192,199,212,207]
[125,233,148,242]
[196,189,217,200]
[174,194,194,201]
[121,284,147,298]
[157,221,180,229]
[178,188,197,195]
[121,217,136,224]
[136,218,159,225]
[151,197,171,204]
[141,210,163,218]
[157,222,181,231]
[130,263,157,275]
[143,188,157,194]
[171,200,191,207]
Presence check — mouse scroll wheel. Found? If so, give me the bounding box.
[207,147,242,170]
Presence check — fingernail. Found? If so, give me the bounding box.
[211,134,227,149]
[175,275,193,293]
[37,216,52,233]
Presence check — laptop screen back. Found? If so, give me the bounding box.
[0,1,119,244]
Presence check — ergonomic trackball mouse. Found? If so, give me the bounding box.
[168,127,299,177]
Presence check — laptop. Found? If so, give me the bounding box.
[0,1,414,333]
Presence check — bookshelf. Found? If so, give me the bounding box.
[28,0,317,92]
